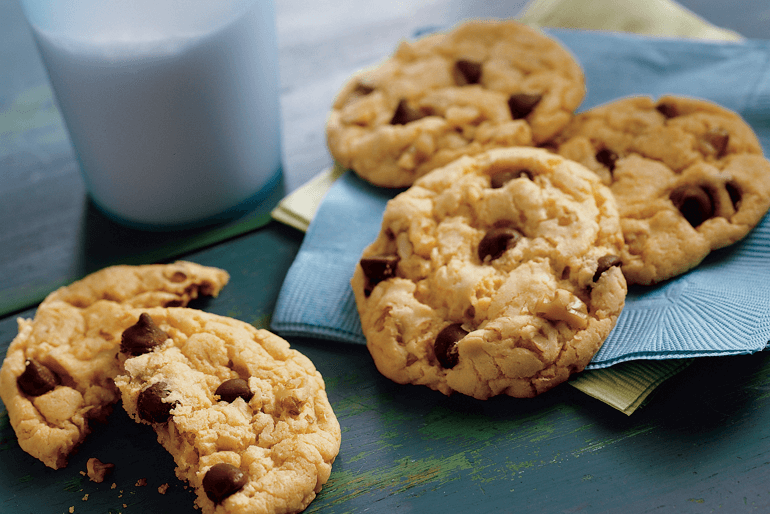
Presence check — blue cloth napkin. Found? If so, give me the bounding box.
[271,29,770,369]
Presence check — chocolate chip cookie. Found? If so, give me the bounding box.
[0,261,229,469]
[116,309,340,514]
[351,147,627,399]
[327,19,586,188]
[553,95,770,284]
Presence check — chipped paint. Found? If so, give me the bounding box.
[0,85,68,149]
[62,476,84,492]
[416,404,566,444]
[572,424,656,457]
[250,313,272,330]
[310,453,473,511]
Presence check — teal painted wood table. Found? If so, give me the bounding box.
[3,222,770,513]
[3,0,770,512]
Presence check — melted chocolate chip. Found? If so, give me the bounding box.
[360,255,399,297]
[478,227,522,262]
[490,169,532,188]
[137,382,177,423]
[595,148,619,172]
[593,255,622,282]
[700,128,730,158]
[203,463,247,504]
[171,271,189,283]
[656,102,678,118]
[120,313,168,356]
[353,82,375,96]
[17,359,60,397]
[434,323,468,369]
[454,59,482,85]
[670,184,715,228]
[508,93,542,119]
[390,99,427,125]
[726,181,742,210]
[215,378,253,403]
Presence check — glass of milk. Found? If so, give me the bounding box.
[19,0,283,228]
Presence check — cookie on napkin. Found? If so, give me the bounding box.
[327,19,586,188]
[0,261,230,469]
[116,309,341,514]
[553,95,770,284]
[351,147,627,399]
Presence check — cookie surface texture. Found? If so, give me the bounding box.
[327,19,586,187]
[351,147,627,399]
[0,261,229,469]
[116,309,341,514]
[554,95,770,284]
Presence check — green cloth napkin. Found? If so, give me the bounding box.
[518,0,743,40]
[270,0,743,415]
[569,359,693,414]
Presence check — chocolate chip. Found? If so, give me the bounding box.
[199,281,216,297]
[17,359,60,397]
[169,271,188,283]
[215,378,253,403]
[390,99,427,125]
[360,255,399,297]
[353,82,375,96]
[670,184,715,227]
[508,93,542,119]
[137,382,177,423]
[120,313,168,356]
[593,255,622,282]
[434,323,468,369]
[203,463,247,504]
[700,128,730,158]
[595,148,619,172]
[454,59,482,85]
[656,102,678,118]
[726,180,742,210]
[478,227,522,262]
[490,169,532,188]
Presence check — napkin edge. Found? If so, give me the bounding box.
[571,359,694,415]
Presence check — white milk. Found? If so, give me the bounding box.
[23,0,282,227]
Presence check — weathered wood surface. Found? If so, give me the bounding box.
[3,0,770,512]
[2,222,770,513]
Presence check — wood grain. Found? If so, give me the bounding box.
[3,0,770,512]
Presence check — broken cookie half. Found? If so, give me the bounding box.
[116,309,341,514]
[0,261,229,469]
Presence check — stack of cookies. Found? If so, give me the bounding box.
[328,20,770,400]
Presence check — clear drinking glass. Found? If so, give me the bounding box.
[19,0,283,228]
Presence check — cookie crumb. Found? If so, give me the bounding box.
[111,482,117,489]
[82,493,89,501]
[69,508,75,513]
[158,483,170,494]
[86,457,115,483]
[135,478,147,487]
